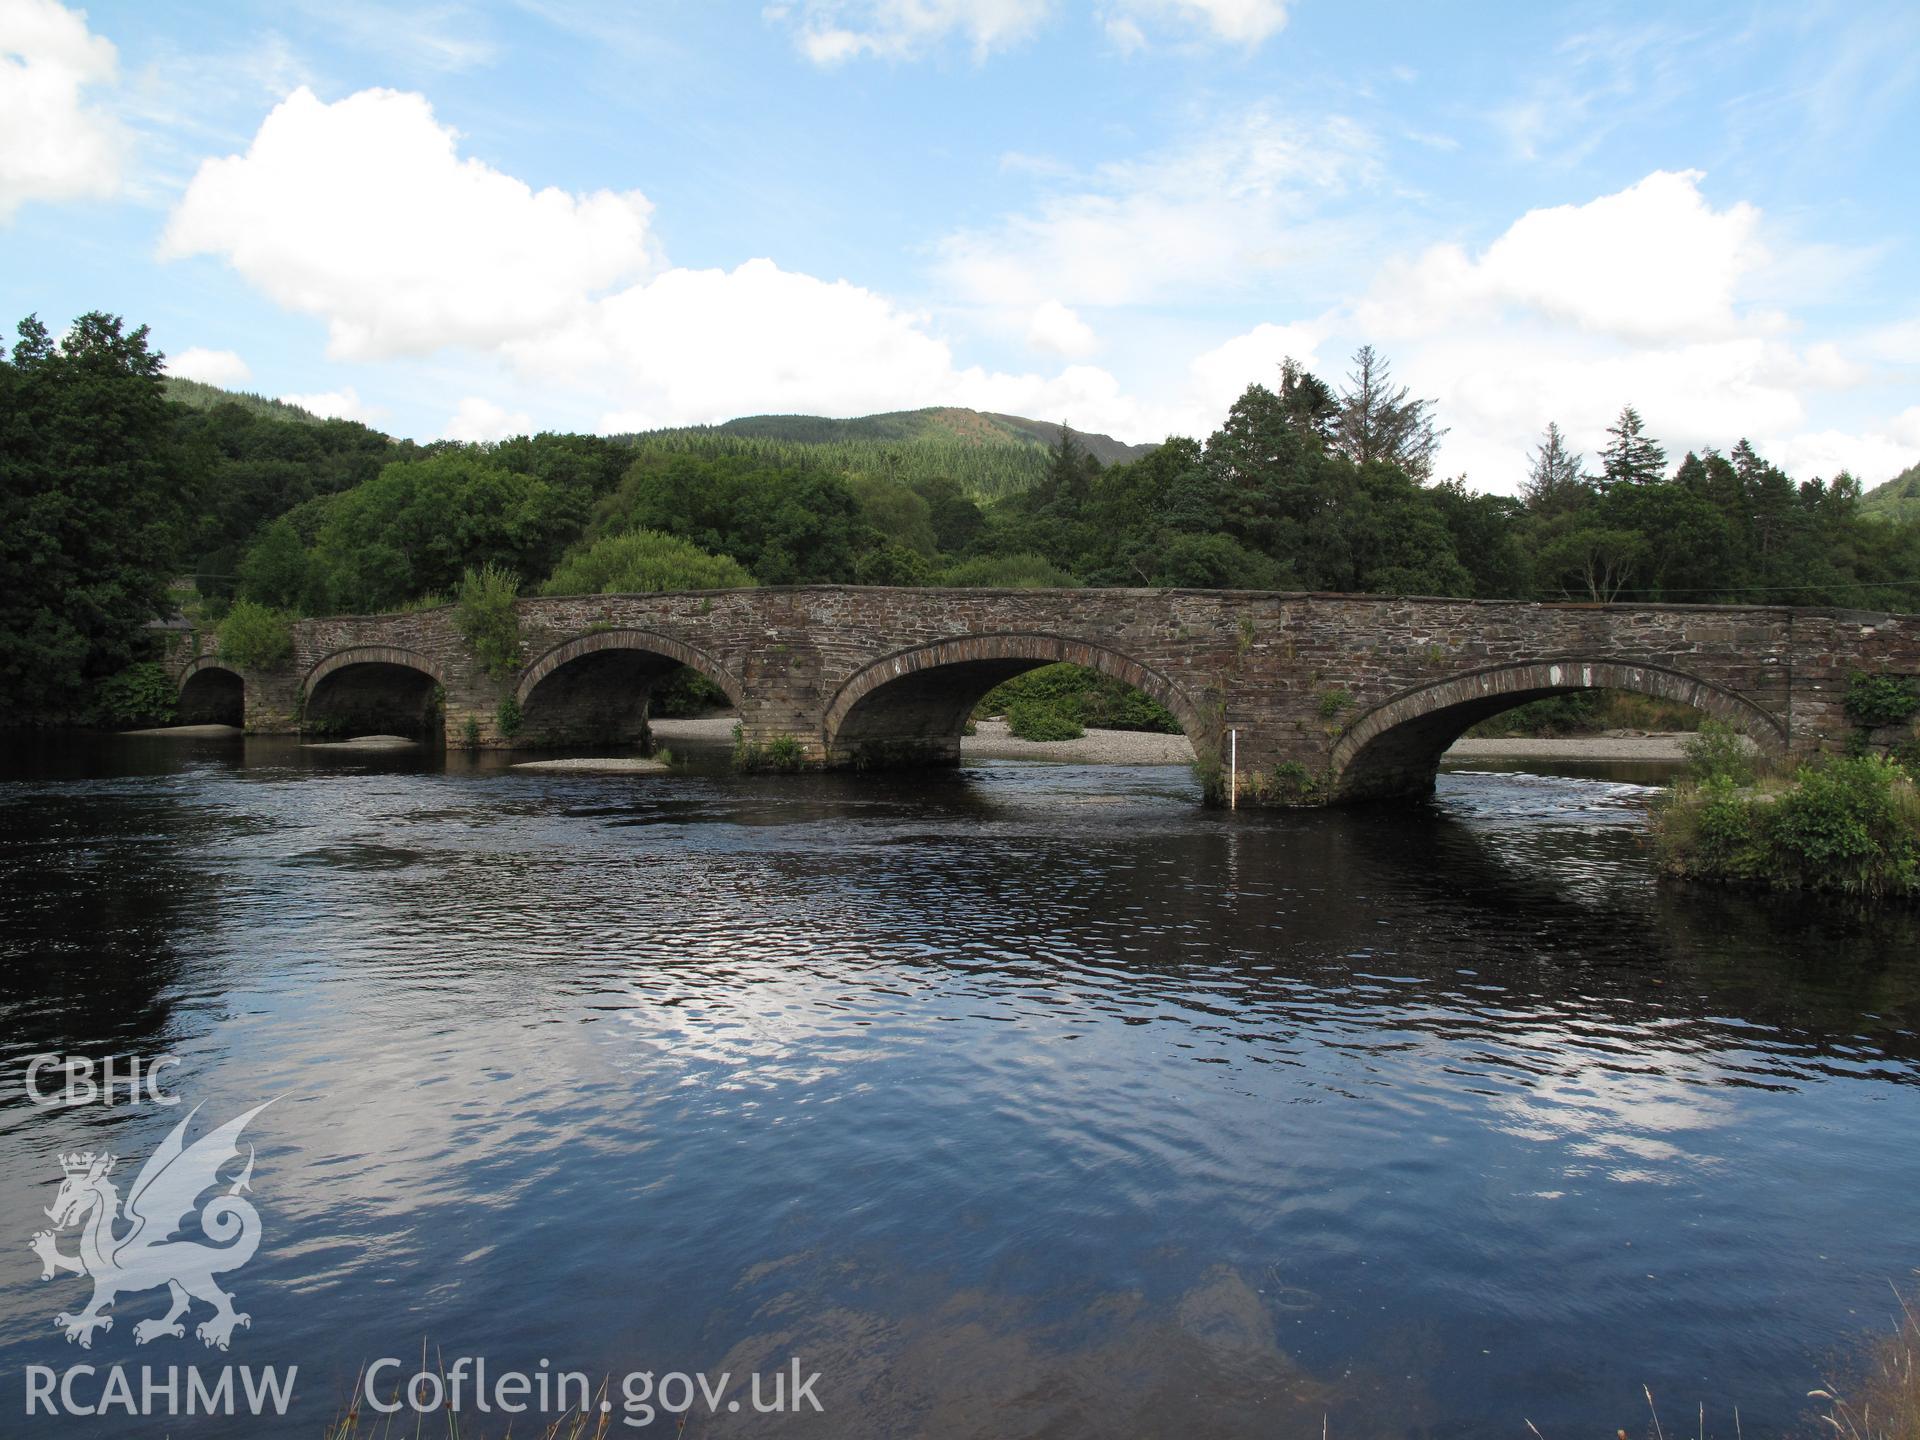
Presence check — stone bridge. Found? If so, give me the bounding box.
[165,587,1920,805]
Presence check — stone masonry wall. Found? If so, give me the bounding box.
[163,588,1920,805]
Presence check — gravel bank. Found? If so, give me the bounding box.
[121,723,243,738]
[511,756,670,773]
[654,717,1706,766]
[649,716,1198,765]
[1443,732,1700,762]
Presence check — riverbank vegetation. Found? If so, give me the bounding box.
[1655,720,1920,899]
[1808,1283,1920,1438]
[8,310,1920,727]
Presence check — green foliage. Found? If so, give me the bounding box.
[540,529,753,595]
[162,376,327,425]
[175,397,394,599]
[975,663,1181,733]
[1770,757,1919,895]
[612,406,1147,503]
[92,662,176,728]
[1468,692,1603,738]
[651,667,731,717]
[0,313,187,719]
[1465,690,1708,739]
[305,452,582,612]
[1316,688,1351,720]
[1655,755,1920,898]
[1845,672,1920,729]
[594,451,863,585]
[495,694,523,739]
[1268,759,1320,802]
[852,542,933,586]
[733,728,805,772]
[455,564,523,679]
[461,714,481,746]
[938,553,1079,588]
[1191,751,1226,805]
[1004,700,1085,741]
[236,518,318,611]
[1862,461,1920,523]
[1682,720,1759,787]
[216,600,293,669]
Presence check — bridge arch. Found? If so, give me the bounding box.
[177,656,245,726]
[1328,657,1789,801]
[823,632,1207,767]
[303,645,446,740]
[514,629,744,748]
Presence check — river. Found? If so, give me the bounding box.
[1,734,1915,1438]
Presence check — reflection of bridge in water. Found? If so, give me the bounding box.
[166,587,1920,805]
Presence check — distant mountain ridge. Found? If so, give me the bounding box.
[1863,461,1920,522]
[714,407,1155,465]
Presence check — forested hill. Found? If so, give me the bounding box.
[163,376,330,426]
[705,407,1154,465]
[619,407,1153,500]
[1865,462,1920,522]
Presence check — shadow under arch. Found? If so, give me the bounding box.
[514,629,745,749]
[177,656,245,725]
[1329,657,1789,802]
[304,644,447,740]
[822,631,1207,767]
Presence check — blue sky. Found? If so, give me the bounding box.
[3,0,1917,491]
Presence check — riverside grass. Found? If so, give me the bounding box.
[1653,724,1920,899]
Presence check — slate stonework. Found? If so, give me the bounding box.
[163,587,1920,805]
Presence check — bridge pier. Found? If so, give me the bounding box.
[155,589,1918,804]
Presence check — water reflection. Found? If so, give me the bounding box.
[0,737,1914,1437]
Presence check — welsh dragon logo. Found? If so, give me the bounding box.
[30,1101,274,1351]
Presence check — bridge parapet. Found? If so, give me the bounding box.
[163,587,1920,805]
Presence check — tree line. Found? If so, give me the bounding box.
[4,311,1917,722]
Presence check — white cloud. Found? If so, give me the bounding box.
[1105,0,1288,47]
[0,0,122,220]
[166,347,252,387]
[1359,171,1769,344]
[1312,169,1919,490]
[1394,332,1850,488]
[1184,321,1323,411]
[937,107,1376,309]
[161,86,658,360]
[443,395,533,442]
[769,0,1051,64]
[768,0,1285,60]
[1771,426,1918,487]
[1025,300,1097,357]
[280,386,380,424]
[518,257,1129,433]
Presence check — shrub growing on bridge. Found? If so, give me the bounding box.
[456,565,523,679]
[1845,671,1920,729]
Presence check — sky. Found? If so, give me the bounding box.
[3,0,1918,493]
